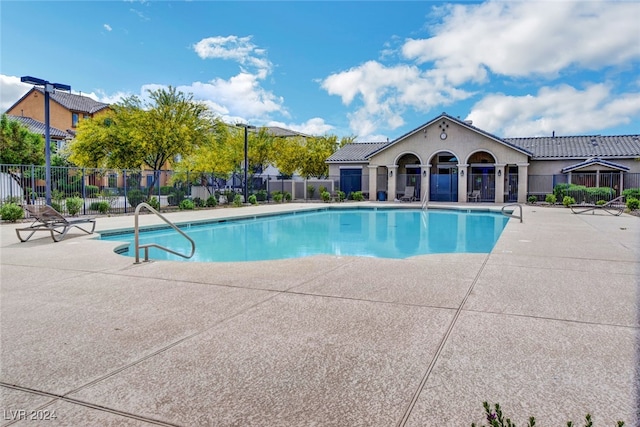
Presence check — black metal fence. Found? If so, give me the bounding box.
[1,164,639,215]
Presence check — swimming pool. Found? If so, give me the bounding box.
[101,208,509,262]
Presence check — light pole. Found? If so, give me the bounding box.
[21,76,71,206]
[235,123,256,203]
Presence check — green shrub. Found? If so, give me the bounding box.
[206,195,217,207]
[167,190,186,206]
[222,190,235,205]
[89,201,110,214]
[50,202,62,213]
[127,189,147,207]
[0,203,24,222]
[337,190,346,202]
[319,186,327,194]
[4,196,22,204]
[193,197,205,208]
[179,199,195,210]
[160,186,174,195]
[233,194,243,207]
[248,194,258,205]
[352,191,365,201]
[307,185,316,199]
[563,195,576,207]
[147,196,160,210]
[85,185,99,197]
[255,189,267,202]
[622,188,640,200]
[65,196,83,216]
[545,194,556,204]
[283,191,292,202]
[273,192,284,203]
[471,401,625,427]
[527,195,537,204]
[596,199,607,206]
[626,197,639,211]
[321,191,331,202]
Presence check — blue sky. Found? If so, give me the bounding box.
[1,0,639,141]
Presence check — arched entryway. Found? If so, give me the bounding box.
[429,151,458,202]
[397,153,422,201]
[467,151,497,202]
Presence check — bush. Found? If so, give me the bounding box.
[85,185,99,198]
[0,203,23,222]
[471,401,625,427]
[248,194,258,205]
[622,188,640,200]
[626,197,639,211]
[273,192,284,203]
[318,186,327,194]
[545,194,556,204]
[337,190,346,202]
[160,186,174,195]
[50,202,62,213]
[321,191,331,202]
[527,195,537,204]
[193,197,205,208]
[206,195,217,207]
[563,195,576,207]
[596,199,607,206]
[179,199,195,210]
[127,189,147,207]
[233,194,243,207]
[65,196,83,216]
[283,191,292,202]
[307,185,316,199]
[255,189,267,202]
[147,196,160,210]
[89,201,110,214]
[352,191,365,201]
[167,190,186,206]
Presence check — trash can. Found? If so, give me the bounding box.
[377,191,386,201]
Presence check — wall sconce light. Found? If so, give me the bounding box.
[497,170,502,177]
[389,170,393,177]
[422,170,427,177]
[460,170,464,177]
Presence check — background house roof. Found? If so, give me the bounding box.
[561,157,630,173]
[34,88,110,114]
[262,126,310,138]
[326,142,389,162]
[7,115,73,139]
[505,135,640,159]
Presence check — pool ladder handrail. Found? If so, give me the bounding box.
[134,202,196,264]
[421,188,429,210]
[501,203,523,223]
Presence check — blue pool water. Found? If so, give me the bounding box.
[101,208,509,262]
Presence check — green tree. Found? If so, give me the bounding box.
[69,86,214,194]
[0,114,45,165]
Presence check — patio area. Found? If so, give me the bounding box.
[1,203,638,426]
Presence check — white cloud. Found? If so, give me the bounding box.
[467,84,640,137]
[321,0,640,137]
[267,118,334,136]
[193,35,272,75]
[402,1,640,81]
[0,75,33,112]
[103,24,112,32]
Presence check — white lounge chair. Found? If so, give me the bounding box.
[570,196,625,216]
[400,186,415,202]
[468,190,480,202]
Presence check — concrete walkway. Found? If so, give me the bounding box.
[1,203,638,426]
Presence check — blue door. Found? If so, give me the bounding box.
[430,171,458,201]
[340,169,362,196]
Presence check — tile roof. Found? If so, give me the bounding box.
[326,142,390,162]
[35,88,110,114]
[7,115,73,139]
[505,135,640,159]
[561,157,630,173]
[263,126,310,138]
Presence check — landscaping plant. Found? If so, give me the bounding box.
[545,194,556,204]
[626,197,639,211]
[563,195,576,207]
[0,202,23,222]
[65,196,83,216]
[471,401,625,427]
[527,195,537,204]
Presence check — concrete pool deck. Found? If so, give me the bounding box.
[0,202,638,426]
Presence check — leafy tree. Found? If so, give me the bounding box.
[271,135,305,177]
[69,86,214,194]
[0,114,45,165]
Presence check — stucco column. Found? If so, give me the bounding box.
[419,164,430,202]
[368,165,378,201]
[495,164,506,203]
[517,163,529,203]
[387,165,398,201]
[458,164,469,203]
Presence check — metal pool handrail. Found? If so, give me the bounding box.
[133,202,196,264]
[421,188,429,210]
[501,203,523,223]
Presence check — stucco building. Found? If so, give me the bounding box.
[327,113,640,203]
